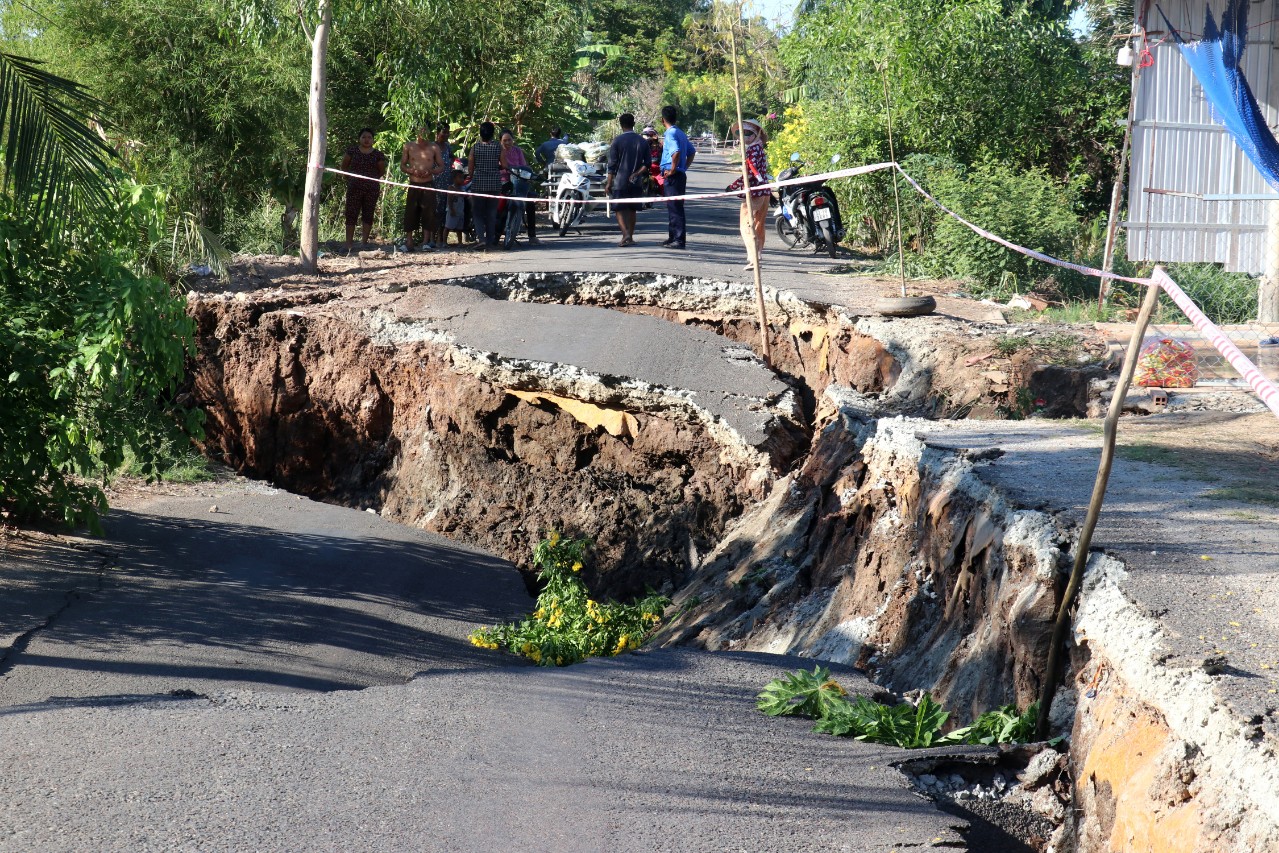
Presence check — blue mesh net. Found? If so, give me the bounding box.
[1160,0,1279,189]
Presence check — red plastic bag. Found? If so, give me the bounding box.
[1135,338,1198,388]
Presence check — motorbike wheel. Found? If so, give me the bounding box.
[503,203,521,249]
[557,190,578,237]
[775,215,800,249]
[817,220,838,258]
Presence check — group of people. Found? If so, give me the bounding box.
[338,104,770,263]
[602,105,695,248]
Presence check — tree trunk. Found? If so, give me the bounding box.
[300,0,332,273]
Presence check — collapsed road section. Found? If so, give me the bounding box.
[187,266,1279,852]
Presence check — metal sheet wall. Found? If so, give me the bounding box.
[1126,0,1279,272]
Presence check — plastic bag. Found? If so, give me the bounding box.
[1134,338,1198,388]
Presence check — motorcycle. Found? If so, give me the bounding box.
[774,153,846,258]
[501,164,536,249]
[550,158,607,237]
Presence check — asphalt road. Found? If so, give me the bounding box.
[915,419,1279,737]
[416,150,1001,324]
[0,485,970,851]
[376,282,795,447]
[0,489,531,706]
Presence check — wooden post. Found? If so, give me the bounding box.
[728,4,772,367]
[1034,273,1162,739]
[299,0,332,273]
[1099,25,1146,308]
[881,67,907,298]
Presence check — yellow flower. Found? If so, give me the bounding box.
[548,531,560,546]
[572,562,583,572]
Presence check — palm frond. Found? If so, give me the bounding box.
[171,213,232,280]
[0,51,116,227]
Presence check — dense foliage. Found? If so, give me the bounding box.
[770,0,1128,257]
[469,533,669,666]
[0,187,199,526]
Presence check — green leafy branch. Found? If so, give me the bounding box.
[757,666,1038,749]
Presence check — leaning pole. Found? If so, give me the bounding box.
[728,5,772,367]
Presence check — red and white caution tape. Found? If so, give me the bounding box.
[1151,267,1279,418]
[313,161,899,205]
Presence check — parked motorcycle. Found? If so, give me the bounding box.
[774,153,846,258]
[501,164,536,249]
[550,158,607,237]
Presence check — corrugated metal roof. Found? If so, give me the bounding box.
[1126,0,1279,272]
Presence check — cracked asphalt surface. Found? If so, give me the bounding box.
[0,487,973,851]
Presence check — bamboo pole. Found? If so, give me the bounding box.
[881,67,907,298]
[728,5,772,367]
[1034,273,1163,739]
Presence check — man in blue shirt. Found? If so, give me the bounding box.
[535,127,567,166]
[659,105,695,249]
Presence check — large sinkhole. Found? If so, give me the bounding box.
[189,269,1103,708]
[191,268,1279,850]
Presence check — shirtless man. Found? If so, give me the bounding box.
[401,125,444,251]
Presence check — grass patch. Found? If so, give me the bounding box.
[1117,441,1183,467]
[113,443,216,485]
[995,335,1031,356]
[1036,332,1089,365]
[1224,509,1264,521]
[1205,486,1279,508]
[1059,418,1104,434]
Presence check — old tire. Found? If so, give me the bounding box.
[875,295,936,317]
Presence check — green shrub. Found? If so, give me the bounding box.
[757,666,1039,749]
[469,532,669,666]
[0,192,200,527]
[1161,263,1258,325]
[923,159,1081,298]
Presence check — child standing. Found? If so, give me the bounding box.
[444,169,468,247]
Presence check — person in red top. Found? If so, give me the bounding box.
[726,118,771,270]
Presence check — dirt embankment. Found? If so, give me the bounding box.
[657,393,1067,720]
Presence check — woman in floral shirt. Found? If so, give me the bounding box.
[341,128,388,253]
[726,118,771,270]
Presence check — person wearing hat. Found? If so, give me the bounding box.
[726,118,771,270]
